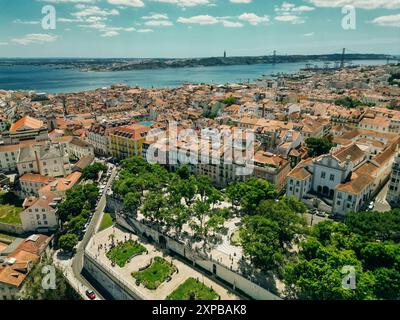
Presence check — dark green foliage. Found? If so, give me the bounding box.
[226,178,278,214]
[305,137,335,157]
[59,234,78,252]
[22,256,81,300]
[344,210,400,242]
[388,73,400,86]
[82,162,108,181]
[239,197,307,273]
[335,96,364,108]
[221,97,238,106]
[284,210,400,300]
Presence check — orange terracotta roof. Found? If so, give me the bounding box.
[333,143,365,164]
[10,116,44,133]
[288,166,312,181]
[20,173,54,184]
[336,173,374,195]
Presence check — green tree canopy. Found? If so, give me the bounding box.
[82,162,107,181]
[59,234,78,252]
[227,178,277,215]
[344,210,400,242]
[305,137,335,157]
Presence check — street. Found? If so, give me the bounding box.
[54,165,118,300]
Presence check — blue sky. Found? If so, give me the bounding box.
[0,0,399,58]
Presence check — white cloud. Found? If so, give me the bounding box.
[238,13,269,25]
[142,13,169,20]
[41,0,96,3]
[275,15,305,24]
[57,17,81,23]
[107,0,144,7]
[101,31,120,37]
[153,0,210,7]
[221,20,244,27]
[13,19,40,25]
[177,15,219,25]
[275,2,315,13]
[72,5,119,18]
[304,32,315,36]
[0,42,8,46]
[145,20,173,26]
[274,2,313,24]
[230,0,252,3]
[371,14,400,27]
[137,28,154,32]
[11,33,58,45]
[307,0,400,10]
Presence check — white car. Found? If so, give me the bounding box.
[368,202,375,210]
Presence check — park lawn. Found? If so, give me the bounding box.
[0,232,16,241]
[0,205,23,225]
[106,240,146,267]
[99,213,114,231]
[132,257,176,290]
[0,192,23,225]
[166,278,219,300]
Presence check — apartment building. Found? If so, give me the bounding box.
[87,123,110,156]
[107,124,150,160]
[145,135,289,189]
[387,152,400,206]
[68,138,94,159]
[20,195,61,232]
[38,171,82,199]
[0,144,20,173]
[358,115,391,133]
[17,142,71,178]
[19,173,54,197]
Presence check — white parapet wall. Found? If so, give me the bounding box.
[118,214,281,301]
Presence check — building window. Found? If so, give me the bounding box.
[330,174,335,181]
[321,172,326,179]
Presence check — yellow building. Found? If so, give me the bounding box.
[107,124,150,160]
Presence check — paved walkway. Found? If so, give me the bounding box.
[374,181,392,213]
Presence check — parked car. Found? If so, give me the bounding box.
[368,201,375,210]
[85,289,96,300]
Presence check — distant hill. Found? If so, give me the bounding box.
[0,54,392,72]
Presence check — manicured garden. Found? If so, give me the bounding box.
[132,257,176,290]
[0,192,23,225]
[106,240,146,267]
[166,277,219,300]
[230,230,241,246]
